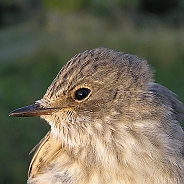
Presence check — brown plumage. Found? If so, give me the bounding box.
[9,48,184,184]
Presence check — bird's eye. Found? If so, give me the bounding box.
[75,88,91,101]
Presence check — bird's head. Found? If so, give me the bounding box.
[9,48,154,148]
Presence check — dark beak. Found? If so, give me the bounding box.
[9,103,57,117]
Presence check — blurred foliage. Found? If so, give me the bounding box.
[0,0,184,184]
[41,0,184,26]
[0,0,42,27]
[42,0,139,11]
[42,0,87,12]
[140,0,180,14]
[1,0,184,27]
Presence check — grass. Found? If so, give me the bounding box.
[0,12,184,184]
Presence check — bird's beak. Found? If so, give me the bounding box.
[9,103,57,117]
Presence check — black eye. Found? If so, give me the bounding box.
[75,88,91,101]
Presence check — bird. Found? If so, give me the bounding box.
[9,48,184,184]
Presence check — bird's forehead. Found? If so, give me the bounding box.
[43,48,123,100]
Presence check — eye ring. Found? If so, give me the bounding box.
[74,88,91,101]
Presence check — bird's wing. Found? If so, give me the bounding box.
[28,131,62,179]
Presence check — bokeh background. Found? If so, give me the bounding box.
[1,0,184,183]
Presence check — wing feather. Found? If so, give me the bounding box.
[28,131,62,179]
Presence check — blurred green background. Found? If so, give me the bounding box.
[0,0,184,183]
